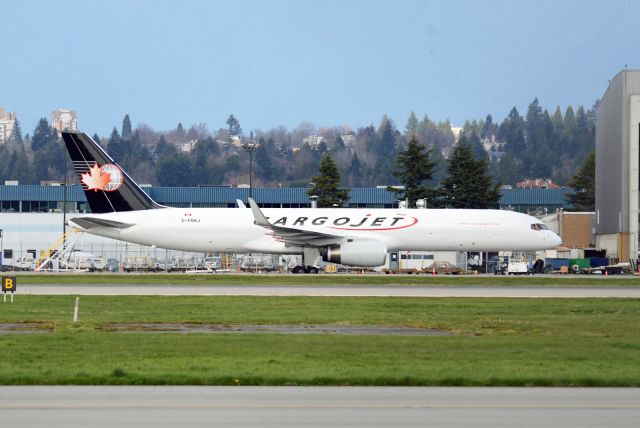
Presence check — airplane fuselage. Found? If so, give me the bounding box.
[69,206,561,255]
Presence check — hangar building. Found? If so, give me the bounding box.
[596,69,640,260]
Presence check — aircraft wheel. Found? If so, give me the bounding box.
[306,266,319,274]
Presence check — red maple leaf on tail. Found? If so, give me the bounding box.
[81,163,111,191]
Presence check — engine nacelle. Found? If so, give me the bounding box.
[320,239,387,267]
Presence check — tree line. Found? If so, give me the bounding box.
[0,98,595,198]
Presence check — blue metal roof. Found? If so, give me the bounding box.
[0,185,86,201]
[0,185,574,207]
[499,188,574,207]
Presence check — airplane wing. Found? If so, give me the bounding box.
[69,217,134,230]
[248,198,343,246]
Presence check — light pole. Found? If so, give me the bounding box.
[63,150,67,236]
[242,140,258,199]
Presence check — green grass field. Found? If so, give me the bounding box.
[11,272,640,286]
[0,296,639,386]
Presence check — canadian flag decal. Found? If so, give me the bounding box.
[81,163,111,192]
[80,163,123,192]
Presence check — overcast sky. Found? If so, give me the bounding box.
[2,0,640,136]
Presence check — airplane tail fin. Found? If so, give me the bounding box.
[62,131,163,213]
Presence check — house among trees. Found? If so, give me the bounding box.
[516,178,561,189]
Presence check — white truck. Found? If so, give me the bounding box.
[495,259,533,275]
[14,256,35,271]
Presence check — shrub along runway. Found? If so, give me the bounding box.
[0,295,638,386]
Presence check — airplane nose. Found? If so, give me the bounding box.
[550,232,562,247]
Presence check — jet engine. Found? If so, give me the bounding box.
[320,238,387,267]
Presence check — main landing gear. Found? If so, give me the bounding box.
[291,248,321,274]
[292,266,319,274]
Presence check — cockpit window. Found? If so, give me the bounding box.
[531,223,549,231]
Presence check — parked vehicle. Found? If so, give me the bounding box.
[424,261,463,275]
[124,255,159,272]
[105,258,120,272]
[204,256,221,271]
[495,259,532,275]
[171,256,204,272]
[66,251,95,270]
[91,256,108,271]
[13,256,35,271]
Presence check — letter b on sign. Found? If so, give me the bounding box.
[2,276,16,292]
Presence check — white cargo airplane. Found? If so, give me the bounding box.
[62,131,561,273]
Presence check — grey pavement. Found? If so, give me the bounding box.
[1,386,638,427]
[18,283,640,297]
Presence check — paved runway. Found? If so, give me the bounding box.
[19,283,640,297]
[1,386,638,427]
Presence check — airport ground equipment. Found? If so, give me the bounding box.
[34,230,83,272]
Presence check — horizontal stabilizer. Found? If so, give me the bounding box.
[70,217,134,230]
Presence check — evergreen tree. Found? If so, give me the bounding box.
[155,135,176,159]
[2,144,32,184]
[525,98,544,146]
[316,140,328,154]
[92,133,101,145]
[191,137,220,184]
[495,152,520,185]
[226,114,242,137]
[498,107,526,155]
[290,143,321,185]
[119,130,150,173]
[441,142,501,208]
[156,154,195,186]
[31,118,57,151]
[405,111,419,136]
[255,137,277,183]
[121,114,133,140]
[348,153,363,187]
[11,119,23,144]
[566,150,595,211]
[428,141,447,185]
[372,114,398,183]
[106,127,123,161]
[308,154,349,207]
[480,114,494,139]
[389,135,435,207]
[551,106,564,153]
[376,115,395,155]
[463,131,486,160]
[176,122,186,143]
